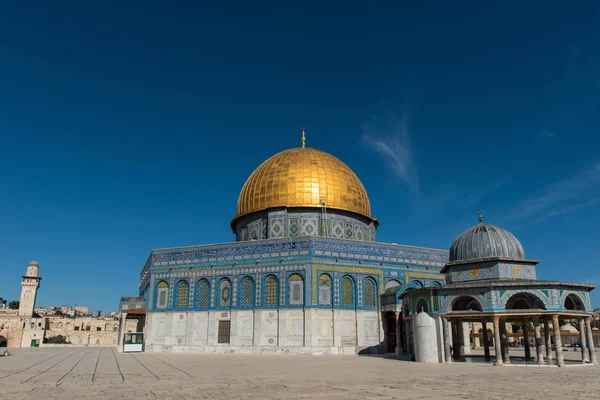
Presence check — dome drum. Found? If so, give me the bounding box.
[235,207,377,242]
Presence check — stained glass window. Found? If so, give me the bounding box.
[241,277,255,307]
[197,279,210,308]
[220,279,231,308]
[157,281,169,309]
[341,276,354,306]
[177,281,189,308]
[288,274,304,306]
[318,274,332,306]
[265,276,278,306]
[363,278,376,308]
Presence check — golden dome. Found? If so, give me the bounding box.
[232,147,376,226]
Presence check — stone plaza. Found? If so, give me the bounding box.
[0,347,598,399]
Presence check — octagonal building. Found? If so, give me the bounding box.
[139,132,447,354]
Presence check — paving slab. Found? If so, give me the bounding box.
[0,347,598,399]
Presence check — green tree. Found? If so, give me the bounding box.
[8,300,19,310]
[45,335,70,344]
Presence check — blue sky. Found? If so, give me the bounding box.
[1,2,599,312]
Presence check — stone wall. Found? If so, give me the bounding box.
[145,309,382,354]
[44,329,118,345]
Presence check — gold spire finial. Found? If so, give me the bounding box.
[301,126,306,148]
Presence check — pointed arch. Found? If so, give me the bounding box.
[564,293,586,311]
[219,278,232,308]
[176,280,189,308]
[363,277,377,308]
[451,296,483,311]
[384,279,402,290]
[416,297,429,313]
[264,275,279,306]
[505,292,546,310]
[240,276,256,308]
[196,279,210,308]
[318,273,333,306]
[341,275,355,307]
[288,273,304,306]
[156,280,169,309]
[412,280,424,288]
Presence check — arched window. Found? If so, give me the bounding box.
[384,279,401,290]
[156,281,169,309]
[196,279,210,308]
[265,276,278,306]
[288,274,304,306]
[564,294,585,311]
[219,279,231,308]
[318,274,333,306]
[241,277,255,308]
[341,276,355,307]
[363,278,377,308]
[57,322,63,329]
[66,322,72,330]
[505,293,545,310]
[113,326,118,332]
[416,298,429,313]
[176,281,189,308]
[452,296,483,311]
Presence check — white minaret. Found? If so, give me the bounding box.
[18,260,42,317]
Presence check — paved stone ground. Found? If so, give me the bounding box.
[0,347,598,399]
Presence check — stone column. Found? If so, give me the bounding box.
[579,318,589,363]
[500,319,510,364]
[585,317,597,365]
[443,318,452,363]
[522,320,531,361]
[117,312,127,352]
[462,322,471,355]
[451,321,459,361]
[456,319,465,361]
[493,316,503,366]
[552,315,564,367]
[482,320,490,362]
[544,320,552,360]
[404,320,411,357]
[533,318,544,365]
[395,312,402,356]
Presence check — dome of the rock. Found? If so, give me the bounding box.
[232,147,376,226]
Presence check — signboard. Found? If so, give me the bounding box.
[123,332,144,353]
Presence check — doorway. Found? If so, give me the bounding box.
[385,313,396,353]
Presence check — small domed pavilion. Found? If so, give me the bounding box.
[400,213,597,366]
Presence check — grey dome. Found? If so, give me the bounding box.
[449,223,525,263]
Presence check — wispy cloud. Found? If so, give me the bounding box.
[534,197,600,223]
[535,129,559,146]
[361,112,419,191]
[510,163,600,224]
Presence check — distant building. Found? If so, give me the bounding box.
[74,306,89,316]
[0,262,131,348]
[60,305,73,313]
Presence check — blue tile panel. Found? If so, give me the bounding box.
[447,261,537,283]
[139,236,448,313]
[402,286,593,314]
